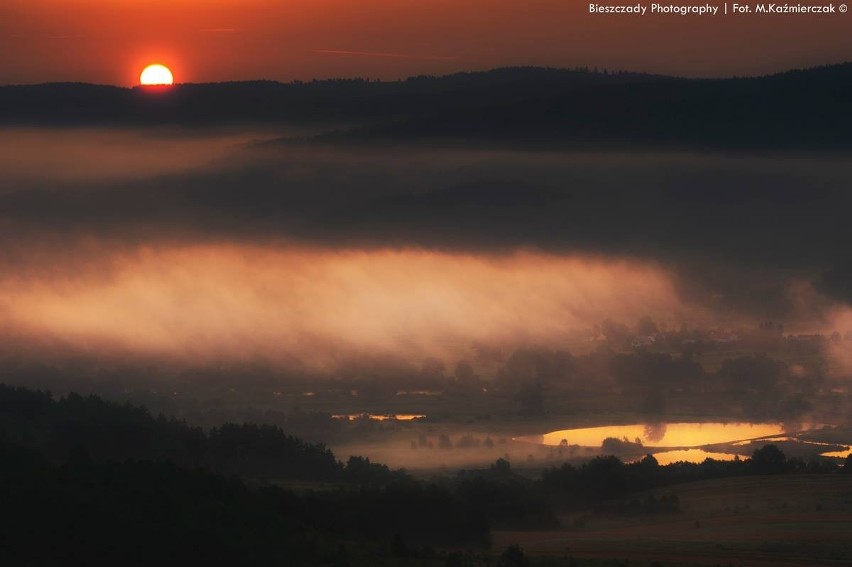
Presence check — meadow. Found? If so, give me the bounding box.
[494,474,852,566]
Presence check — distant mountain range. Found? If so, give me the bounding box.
[2,64,850,149]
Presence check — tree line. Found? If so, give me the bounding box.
[2,382,850,565]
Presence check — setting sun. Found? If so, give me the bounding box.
[140,64,174,86]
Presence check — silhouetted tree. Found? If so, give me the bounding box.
[751,444,786,474]
[635,316,660,336]
[498,545,530,567]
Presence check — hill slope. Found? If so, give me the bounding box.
[2,64,850,149]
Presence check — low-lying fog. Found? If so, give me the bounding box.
[2,127,852,470]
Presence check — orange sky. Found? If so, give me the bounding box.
[1,0,850,84]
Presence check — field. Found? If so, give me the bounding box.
[494,474,852,566]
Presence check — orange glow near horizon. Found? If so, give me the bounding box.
[140,64,174,85]
[0,1,849,85]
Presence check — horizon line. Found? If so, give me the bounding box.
[0,60,849,89]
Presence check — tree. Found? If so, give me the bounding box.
[491,458,511,474]
[498,545,529,567]
[751,444,786,474]
[717,355,786,394]
[635,316,659,336]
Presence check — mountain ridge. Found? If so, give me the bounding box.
[2,63,850,149]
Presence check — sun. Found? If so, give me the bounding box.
[140,64,174,86]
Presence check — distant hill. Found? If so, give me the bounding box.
[0,383,346,482]
[0,383,491,564]
[333,63,852,150]
[0,67,652,127]
[1,64,850,149]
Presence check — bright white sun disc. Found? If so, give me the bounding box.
[140,64,174,86]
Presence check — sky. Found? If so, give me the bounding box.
[0,2,850,387]
[1,0,850,85]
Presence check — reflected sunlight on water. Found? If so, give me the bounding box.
[645,449,742,466]
[332,413,427,421]
[732,436,792,445]
[820,447,852,458]
[539,422,785,448]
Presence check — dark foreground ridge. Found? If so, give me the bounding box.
[1,63,851,149]
[2,383,851,565]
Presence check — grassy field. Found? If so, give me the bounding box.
[494,474,852,567]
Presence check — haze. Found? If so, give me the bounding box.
[2,0,850,84]
[1,127,851,378]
